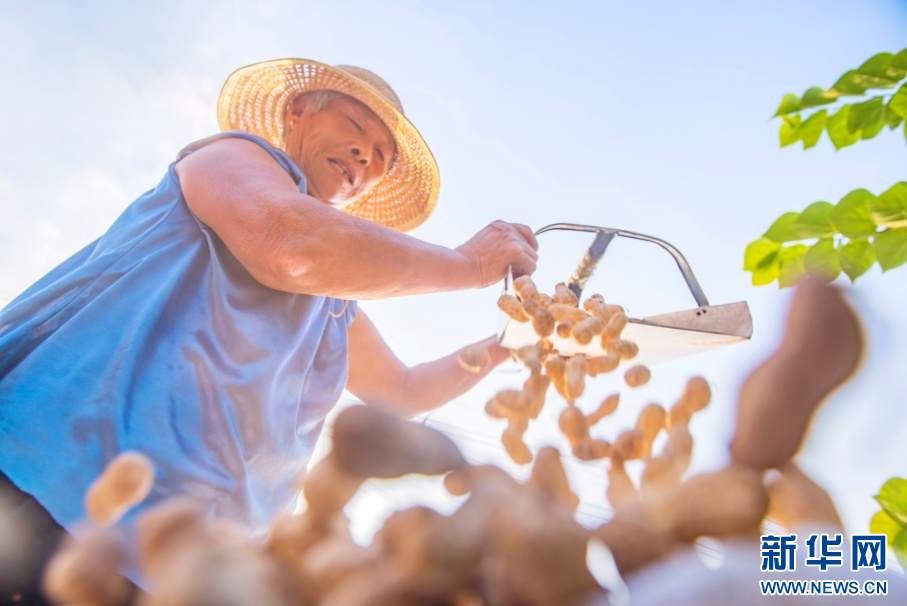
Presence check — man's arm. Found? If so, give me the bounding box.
[346,310,511,417]
[175,138,538,299]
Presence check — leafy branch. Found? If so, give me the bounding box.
[869,478,907,571]
[744,183,907,287]
[774,48,907,150]
[744,48,907,288]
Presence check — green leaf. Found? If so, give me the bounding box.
[875,478,907,525]
[875,229,907,271]
[774,93,801,117]
[831,70,869,95]
[830,189,879,237]
[874,507,907,572]
[804,238,841,281]
[849,97,885,133]
[764,211,803,243]
[870,509,904,542]
[827,106,861,150]
[799,110,828,148]
[856,52,906,83]
[892,48,907,70]
[870,182,907,229]
[778,244,809,288]
[839,239,875,281]
[862,112,887,140]
[800,87,840,109]
[744,237,782,285]
[890,83,907,120]
[886,104,904,129]
[780,115,802,147]
[793,201,836,238]
[895,528,907,572]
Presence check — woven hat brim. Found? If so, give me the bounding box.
[217,59,440,232]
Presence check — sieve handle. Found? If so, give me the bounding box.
[534,223,710,308]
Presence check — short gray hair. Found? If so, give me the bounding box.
[293,90,348,113]
[284,90,350,141]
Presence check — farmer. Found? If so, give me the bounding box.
[0,58,538,600]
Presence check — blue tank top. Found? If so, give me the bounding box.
[0,131,357,532]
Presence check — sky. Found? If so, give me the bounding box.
[2,0,907,570]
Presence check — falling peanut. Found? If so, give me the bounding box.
[485,390,532,420]
[564,354,587,401]
[635,403,666,459]
[457,344,492,373]
[544,356,568,401]
[602,310,628,342]
[613,429,647,461]
[523,373,550,419]
[556,320,576,339]
[679,376,711,412]
[666,402,692,429]
[513,275,538,302]
[548,303,587,323]
[583,295,611,324]
[635,404,666,443]
[443,470,472,496]
[527,447,580,513]
[84,451,155,527]
[522,298,555,338]
[640,455,681,498]
[502,426,533,465]
[608,338,639,361]
[585,353,620,377]
[516,343,544,374]
[497,294,531,322]
[558,405,589,448]
[330,405,467,478]
[571,317,603,345]
[606,457,638,511]
[662,424,694,475]
[624,365,651,388]
[553,282,579,307]
[573,439,611,461]
[587,394,620,426]
[43,527,133,606]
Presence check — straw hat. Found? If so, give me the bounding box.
[217,59,440,232]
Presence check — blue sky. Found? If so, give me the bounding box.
[2,0,907,560]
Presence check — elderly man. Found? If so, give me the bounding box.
[0,59,537,601]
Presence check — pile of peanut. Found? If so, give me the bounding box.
[40,279,864,606]
[483,276,704,467]
[40,374,713,606]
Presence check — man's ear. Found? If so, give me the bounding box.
[288,94,310,119]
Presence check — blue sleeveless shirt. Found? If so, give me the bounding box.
[0,131,357,532]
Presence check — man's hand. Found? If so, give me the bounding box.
[347,311,511,417]
[455,221,539,288]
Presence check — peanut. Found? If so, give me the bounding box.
[548,303,588,323]
[624,365,651,388]
[585,352,620,377]
[571,317,603,345]
[522,298,555,338]
[553,282,579,307]
[558,406,589,448]
[587,394,620,426]
[497,294,530,322]
[564,354,587,401]
[84,451,155,527]
[556,319,576,339]
[456,345,492,373]
[513,275,538,302]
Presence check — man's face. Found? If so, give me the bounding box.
[286,95,397,207]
